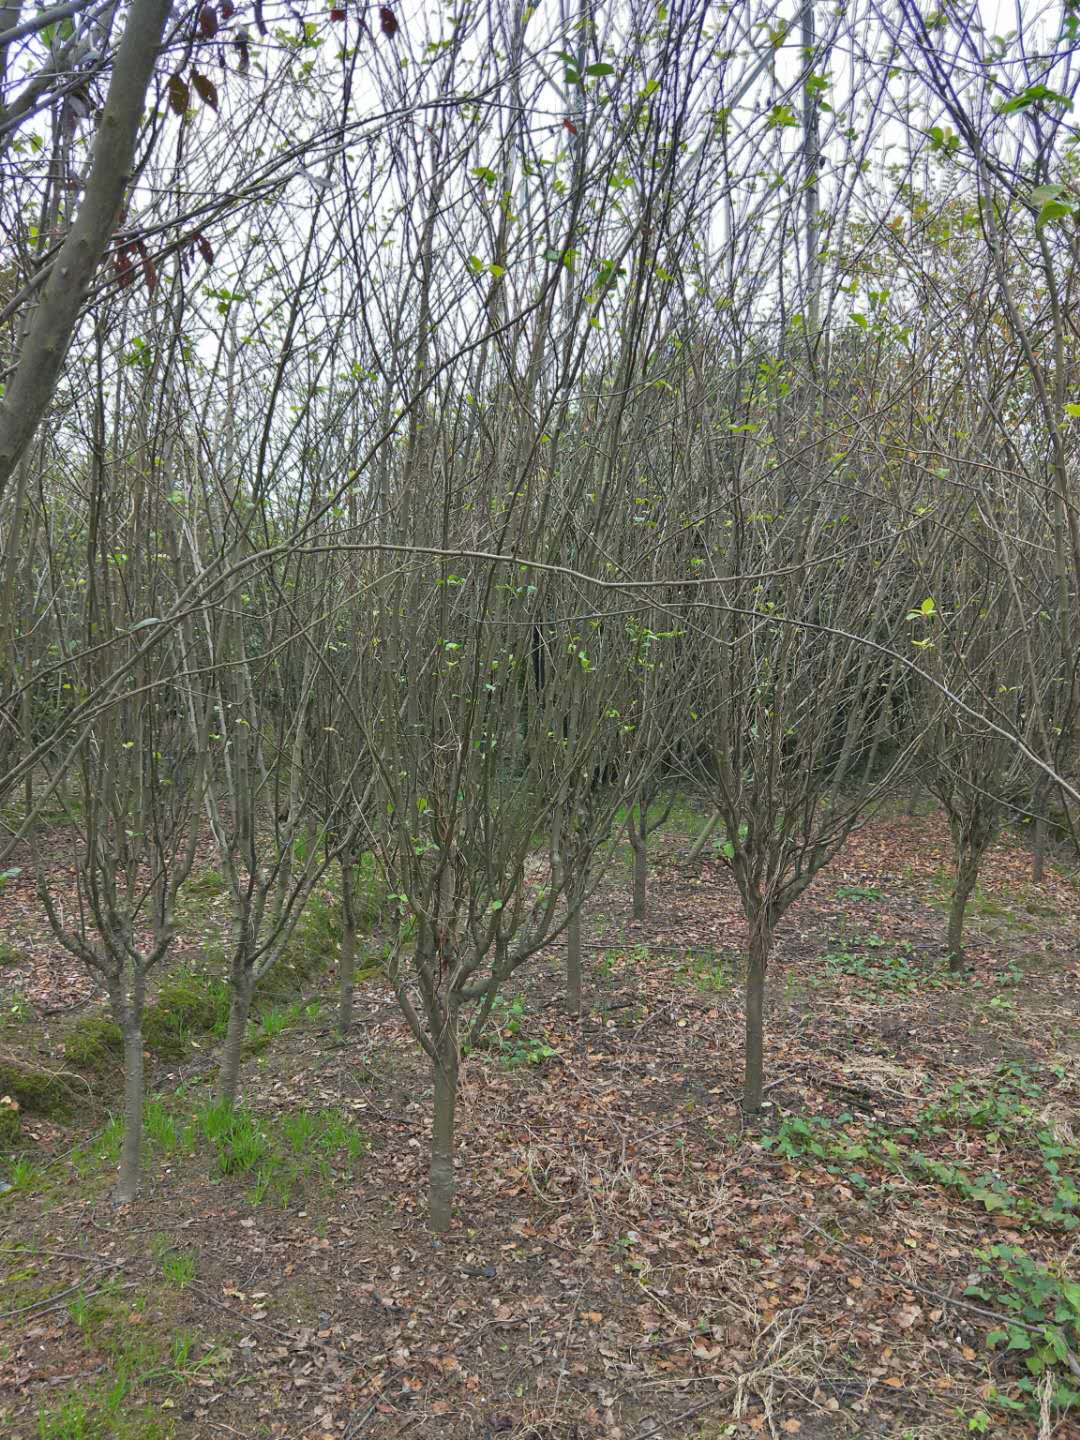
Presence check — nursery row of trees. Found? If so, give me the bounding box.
[2,0,1080,1226]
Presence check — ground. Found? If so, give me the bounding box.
[1,806,1079,1440]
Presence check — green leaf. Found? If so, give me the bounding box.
[1065,404,1080,418]
[767,103,799,129]
[998,84,1074,115]
[1030,183,1065,207]
[586,62,614,76]
[1036,199,1075,230]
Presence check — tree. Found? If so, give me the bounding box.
[31,332,207,1201]
[0,0,172,499]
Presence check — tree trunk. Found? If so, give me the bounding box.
[947,847,980,973]
[1031,778,1049,884]
[742,917,771,1112]
[217,970,255,1105]
[115,1010,145,1204]
[628,815,647,921]
[428,1046,459,1234]
[0,0,174,498]
[687,810,721,863]
[1032,813,1045,884]
[565,898,582,1017]
[338,855,357,1037]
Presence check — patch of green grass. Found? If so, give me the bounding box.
[0,988,34,1025]
[679,949,731,993]
[182,867,227,899]
[160,1251,196,1289]
[834,883,883,902]
[37,1271,222,1440]
[194,1099,367,1206]
[37,1392,95,1440]
[2,1154,39,1193]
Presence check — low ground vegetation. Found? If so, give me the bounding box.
[2,807,1078,1439]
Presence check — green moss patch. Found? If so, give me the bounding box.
[0,1059,71,1118]
[64,1015,123,1071]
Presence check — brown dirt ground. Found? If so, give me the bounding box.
[2,807,1080,1440]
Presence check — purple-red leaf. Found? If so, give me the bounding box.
[198,4,218,37]
[167,71,191,116]
[115,248,135,289]
[379,6,397,36]
[195,233,214,266]
[191,70,219,110]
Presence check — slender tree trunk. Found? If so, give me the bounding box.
[565,896,582,1017]
[0,0,174,497]
[905,785,921,818]
[628,809,647,921]
[1032,813,1046,884]
[338,854,357,1037]
[428,1042,459,1234]
[687,810,721,863]
[742,915,771,1112]
[1031,778,1049,884]
[217,969,255,1105]
[947,846,980,974]
[115,1000,145,1204]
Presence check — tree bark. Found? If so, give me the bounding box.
[947,847,980,973]
[628,813,647,921]
[687,810,721,863]
[338,854,357,1037]
[217,970,254,1105]
[428,1046,459,1234]
[742,916,771,1112]
[115,1006,145,1204]
[0,0,172,499]
[565,898,582,1017]
[1032,813,1045,884]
